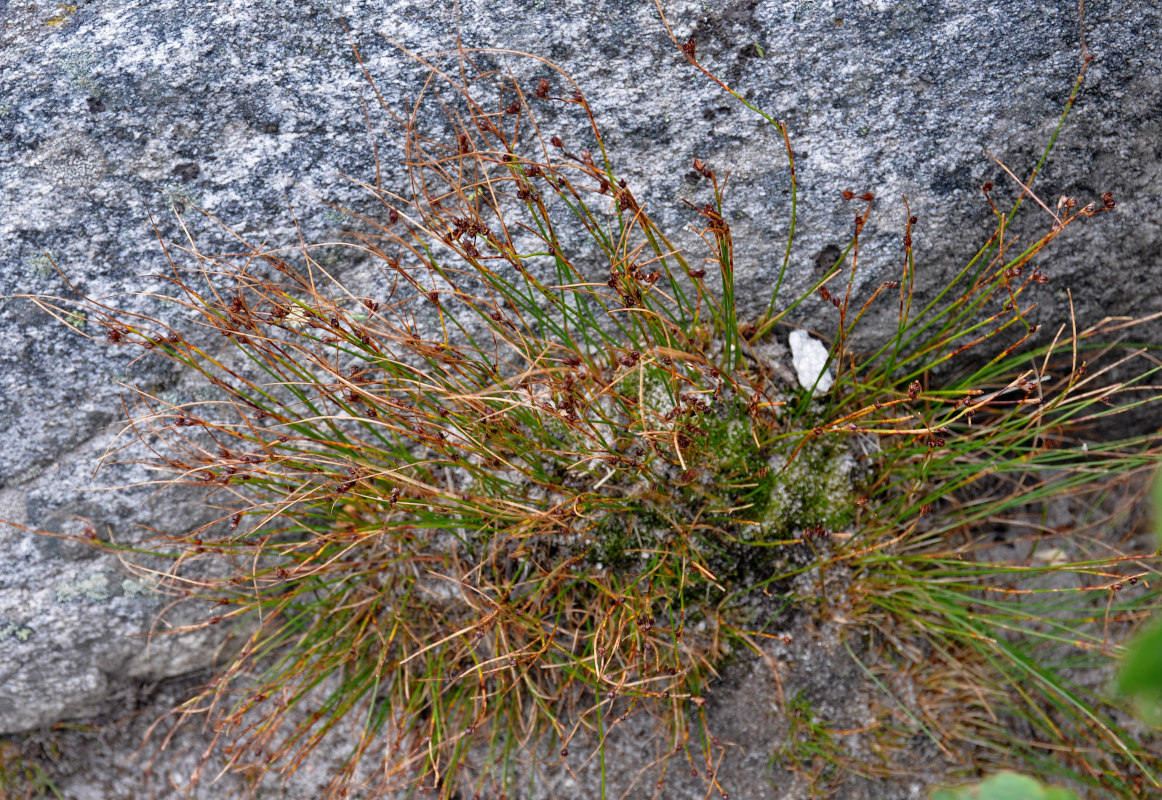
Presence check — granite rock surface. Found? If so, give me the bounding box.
[0,0,1158,757]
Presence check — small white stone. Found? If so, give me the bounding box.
[788,329,833,396]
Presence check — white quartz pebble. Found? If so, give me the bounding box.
[788,329,833,396]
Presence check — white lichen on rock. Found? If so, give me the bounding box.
[53,572,110,604]
[121,577,157,599]
[0,621,33,643]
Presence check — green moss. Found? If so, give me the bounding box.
[695,401,853,536]
[590,507,666,571]
[704,413,758,468]
[762,438,854,537]
[579,393,856,591]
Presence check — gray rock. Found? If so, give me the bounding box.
[0,0,1158,760]
[0,428,239,734]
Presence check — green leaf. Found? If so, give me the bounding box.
[1120,619,1162,695]
[930,772,1079,800]
[1118,618,1162,723]
[1117,470,1162,722]
[1154,470,1162,547]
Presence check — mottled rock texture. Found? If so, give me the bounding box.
[1,0,1158,742]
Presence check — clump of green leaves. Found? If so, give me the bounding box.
[932,772,1080,800]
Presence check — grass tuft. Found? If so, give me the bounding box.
[16,26,1162,800]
